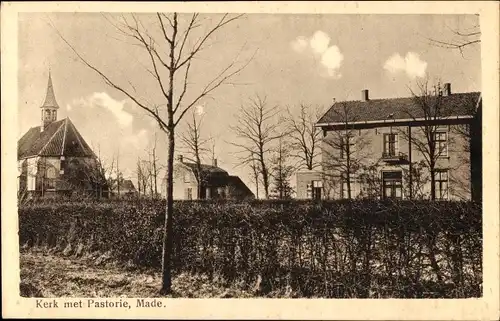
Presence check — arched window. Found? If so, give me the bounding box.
[46,166,56,190]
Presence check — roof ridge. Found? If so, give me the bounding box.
[60,118,69,155]
[331,91,481,105]
[38,121,66,156]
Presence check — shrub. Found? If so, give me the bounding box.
[18,199,482,298]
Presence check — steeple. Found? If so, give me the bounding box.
[40,70,59,131]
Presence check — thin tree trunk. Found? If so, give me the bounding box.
[161,17,177,293]
[153,147,158,198]
[161,128,175,294]
[346,150,352,200]
[430,163,436,200]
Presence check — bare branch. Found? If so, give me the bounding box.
[174,48,256,127]
[175,13,245,71]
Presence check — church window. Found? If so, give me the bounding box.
[46,167,56,190]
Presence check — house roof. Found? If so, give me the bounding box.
[17,117,95,159]
[225,176,254,197]
[175,161,254,197]
[204,175,254,197]
[182,162,229,176]
[317,92,481,125]
[113,179,136,192]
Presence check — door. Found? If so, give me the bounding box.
[382,171,402,199]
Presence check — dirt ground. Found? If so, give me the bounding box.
[19,248,252,298]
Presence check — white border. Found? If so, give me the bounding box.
[2,2,499,320]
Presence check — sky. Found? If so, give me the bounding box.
[18,13,481,195]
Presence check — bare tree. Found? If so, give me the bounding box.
[427,16,480,56]
[230,95,282,199]
[52,12,252,294]
[286,104,323,170]
[71,143,114,198]
[116,148,121,198]
[449,96,481,200]
[398,80,453,200]
[145,132,163,199]
[322,102,371,199]
[178,111,212,199]
[136,157,143,197]
[136,157,151,198]
[249,155,260,199]
[270,136,295,199]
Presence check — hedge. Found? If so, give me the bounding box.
[18,199,482,298]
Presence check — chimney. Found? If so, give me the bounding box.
[212,158,218,167]
[177,155,183,163]
[361,89,369,102]
[443,83,451,96]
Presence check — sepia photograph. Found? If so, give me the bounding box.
[2,1,499,320]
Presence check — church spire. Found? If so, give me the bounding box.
[40,70,59,131]
[41,70,60,109]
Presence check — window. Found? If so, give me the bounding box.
[382,171,402,199]
[306,183,313,199]
[46,167,56,190]
[433,132,448,157]
[341,173,357,199]
[383,133,398,156]
[184,172,191,183]
[340,137,354,159]
[434,170,448,200]
[60,156,66,174]
[186,187,193,200]
[312,180,323,200]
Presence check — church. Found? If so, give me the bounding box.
[17,72,108,199]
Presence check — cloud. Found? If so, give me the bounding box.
[291,30,344,78]
[321,45,343,79]
[123,128,148,149]
[68,92,134,127]
[384,52,428,79]
[65,92,153,183]
[291,36,308,53]
[91,92,134,127]
[310,31,330,54]
[194,105,205,116]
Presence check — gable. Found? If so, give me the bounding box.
[62,120,95,157]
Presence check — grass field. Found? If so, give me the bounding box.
[20,248,254,298]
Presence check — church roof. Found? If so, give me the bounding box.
[17,117,95,159]
[41,71,59,109]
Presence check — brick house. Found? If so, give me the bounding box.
[161,155,255,200]
[297,83,482,201]
[17,72,108,199]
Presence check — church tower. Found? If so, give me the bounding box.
[40,71,59,132]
